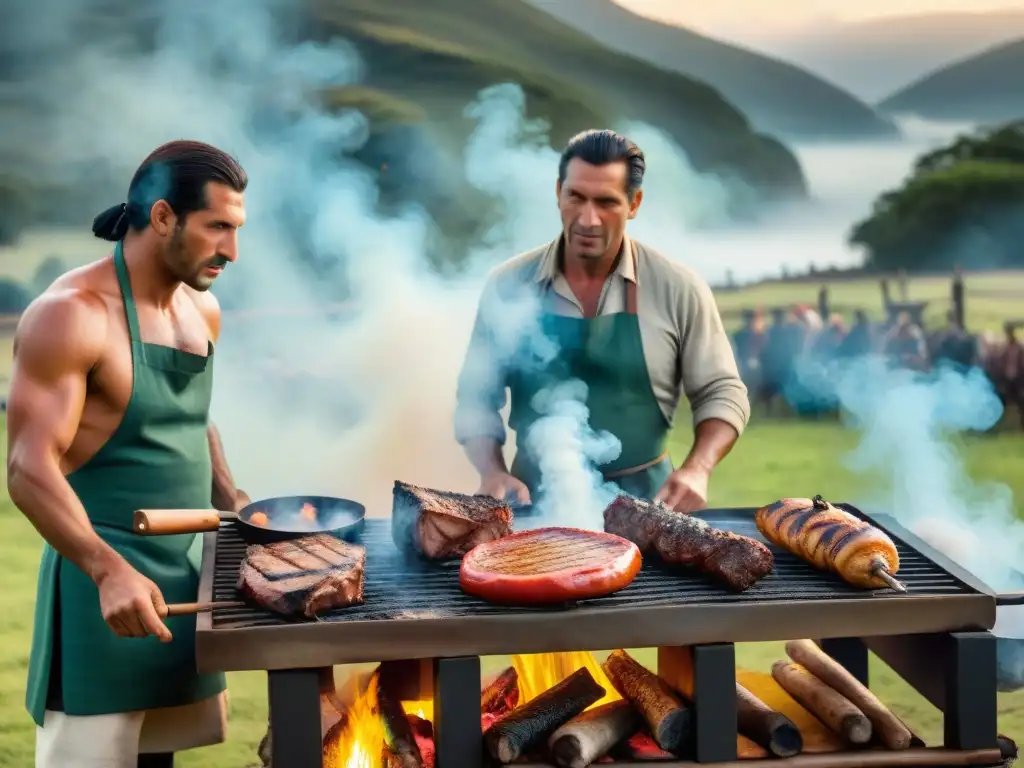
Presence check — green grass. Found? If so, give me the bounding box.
[1,415,1023,766]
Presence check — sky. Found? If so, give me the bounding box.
[616,0,1024,35]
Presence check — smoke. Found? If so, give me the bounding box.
[523,381,624,528]
[789,353,1024,687]
[0,1,746,517]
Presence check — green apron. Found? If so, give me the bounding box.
[25,241,226,726]
[508,250,673,502]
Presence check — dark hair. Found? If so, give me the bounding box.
[92,140,248,241]
[557,129,646,197]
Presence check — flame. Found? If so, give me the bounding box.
[511,652,620,710]
[323,672,434,768]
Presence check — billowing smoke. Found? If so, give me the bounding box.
[0,1,738,517]
[791,354,1024,688]
[523,381,625,528]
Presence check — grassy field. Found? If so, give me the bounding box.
[1,414,1023,766]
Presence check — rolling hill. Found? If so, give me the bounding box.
[744,11,1024,103]
[877,37,1024,125]
[304,0,806,192]
[0,0,808,251]
[523,0,896,141]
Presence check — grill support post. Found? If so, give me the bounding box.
[268,668,324,768]
[658,644,739,763]
[865,631,998,750]
[816,637,869,686]
[433,656,483,768]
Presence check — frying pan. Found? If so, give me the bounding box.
[132,494,366,545]
[133,494,366,618]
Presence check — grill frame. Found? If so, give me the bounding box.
[194,505,997,674]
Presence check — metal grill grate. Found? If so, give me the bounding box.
[208,510,977,630]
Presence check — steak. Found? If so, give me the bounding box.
[237,534,366,618]
[459,527,642,605]
[603,495,774,592]
[392,481,514,560]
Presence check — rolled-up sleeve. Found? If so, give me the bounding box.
[454,278,510,446]
[678,278,751,436]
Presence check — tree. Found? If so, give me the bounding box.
[849,121,1024,272]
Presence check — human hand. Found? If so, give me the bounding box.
[653,465,710,514]
[477,472,531,505]
[97,560,173,642]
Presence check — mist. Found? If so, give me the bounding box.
[5,0,1020,661]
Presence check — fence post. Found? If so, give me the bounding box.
[952,266,965,329]
[818,286,829,321]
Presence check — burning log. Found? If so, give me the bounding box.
[602,649,693,755]
[548,700,642,768]
[484,667,605,763]
[378,662,426,768]
[785,640,912,750]
[482,665,519,716]
[384,717,435,768]
[772,662,872,745]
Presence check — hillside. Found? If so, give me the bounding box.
[0,0,808,247]
[523,0,895,141]
[878,38,1024,125]
[305,0,806,193]
[748,11,1024,102]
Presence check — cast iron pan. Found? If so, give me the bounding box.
[132,494,366,545]
[132,495,366,617]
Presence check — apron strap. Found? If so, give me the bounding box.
[112,241,143,347]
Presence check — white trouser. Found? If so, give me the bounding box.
[35,691,228,768]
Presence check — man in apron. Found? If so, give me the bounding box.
[454,129,749,513]
[6,140,250,768]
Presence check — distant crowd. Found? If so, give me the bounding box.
[731,306,1024,428]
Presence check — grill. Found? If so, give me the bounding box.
[193,506,1006,768]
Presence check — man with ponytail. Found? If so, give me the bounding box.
[7,140,249,767]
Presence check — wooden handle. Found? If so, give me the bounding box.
[162,601,245,616]
[133,509,223,535]
[785,640,912,750]
[771,661,872,745]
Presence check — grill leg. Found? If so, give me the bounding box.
[269,668,324,768]
[692,643,738,763]
[658,644,738,763]
[865,631,998,750]
[816,638,869,686]
[433,656,482,768]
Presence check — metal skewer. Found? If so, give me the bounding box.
[871,559,906,593]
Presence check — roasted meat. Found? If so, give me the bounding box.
[603,494,774,591]
[236,534,365,618]
[459,527,642,605]
[392,481,513,560]
[755,496,900,589]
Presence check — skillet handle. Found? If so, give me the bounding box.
[133,509,224,535]
[997,591,1024,606]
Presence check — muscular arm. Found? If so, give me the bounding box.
[208,422,244,511]
[5,291,126,584]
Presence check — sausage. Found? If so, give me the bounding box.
[755,496,900,589]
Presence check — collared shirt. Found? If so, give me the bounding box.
[454,235,750,446]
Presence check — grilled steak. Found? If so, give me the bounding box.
[603,495,773,591]
[392,481,513,560]
[237,534,366,618]
[459,527,642,605]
